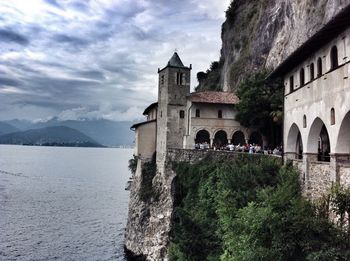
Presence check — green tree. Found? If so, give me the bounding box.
[236,71,283,147]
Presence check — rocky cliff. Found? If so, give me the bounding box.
[198,0,349,91]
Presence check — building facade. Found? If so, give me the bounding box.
[131,52,264,171]
[270,5,350,199]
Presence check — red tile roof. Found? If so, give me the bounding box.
[190,91,239,104]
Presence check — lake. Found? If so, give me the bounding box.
[0,145,132,261]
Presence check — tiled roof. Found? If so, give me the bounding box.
[143,102,158,115]
[168,52,185,68]
[190,91,239,104]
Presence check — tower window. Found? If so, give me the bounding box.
[331,108,335,125]
[179,110,185,119]
[330,45,338,70]
[161,75,164,84]
[176,72,184,85]
[289,75,294,93]
[218,110,222,119]
[310,63,314,80]
[299,68,305,86]
[317,57,322,77]
[195,109,200,117]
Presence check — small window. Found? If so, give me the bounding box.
[180,110,185,119]
[289,75,294,93]
[317,57,322,77]
[303,115,307,128]
[160,111,162,118]
[195,109,200,117]
[330,45,338,70]
[310,63,314,80]
[161,75,164,84]
[299,68,305,86]
[331,108,335,125]
[218,110,222,118]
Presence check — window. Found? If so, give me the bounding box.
[289,75,294,93]
[303,115,307,128]
[218,110,222,118]
[176,72,183,85]
[195,109,200,117]
[331,108,335,125]
[330,45,338,70]
[299,68,305,86]
[179,110,185,119]
[310,63,314,80]
[317,57,322,77]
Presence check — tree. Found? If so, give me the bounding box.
[236,71,283,147]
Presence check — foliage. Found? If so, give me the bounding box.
[168,155,350,260]
[139,153,158,202]
[128,155,138,175]
[236,70,284,146]
[195,61,222,92]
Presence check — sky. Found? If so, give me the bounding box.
[0,0,230,122]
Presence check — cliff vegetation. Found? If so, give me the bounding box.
[168,155,350,260]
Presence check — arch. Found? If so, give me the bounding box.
[335,111,350,154]
[317,57,322,77]
[310,63,315,80]
[330,45,338,70]
[299,68,305,86]
[307,117,330,162]
[249,131,262,146]
[286,123,303,159]
[195,129,210,144]
[213,130,227,148]
[232,131,245,145]
[330,108,335,125]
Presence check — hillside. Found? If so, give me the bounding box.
[0,122,19,136]
[197,0,349,91]
[0,126,103,147]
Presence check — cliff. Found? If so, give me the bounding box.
[198,0,349,91]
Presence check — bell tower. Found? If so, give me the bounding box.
[156,52,191,171]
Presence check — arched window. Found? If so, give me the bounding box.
[310,63,314,80]
[331,108,335,125]
[218,110,222,118]
[330,45,338,70]
[303,115,307,128]
[317,57,322,77]
[195,109,200,118]
[289,75,294,93]
[299,68,305,86]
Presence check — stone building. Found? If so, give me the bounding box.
[131,52,264,170]
[269,5,350,199]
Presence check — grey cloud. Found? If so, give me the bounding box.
[75,70,106,80]
[44,0,63,9]
[0,29,29,46]
[0,77,22,87]
[52,33,90,47]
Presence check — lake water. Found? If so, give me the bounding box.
[0,145,132,261]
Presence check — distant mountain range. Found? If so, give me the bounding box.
[0,126,103,147]
[0,119,136,147]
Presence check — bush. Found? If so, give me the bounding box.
[168,155,350,260]
[139,153,158,202]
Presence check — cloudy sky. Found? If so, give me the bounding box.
[0,0,230,122]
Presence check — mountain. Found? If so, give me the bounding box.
[2,119,135,146]
[0,126,103,147]
[0,122,20,136]
[197,0,349,91]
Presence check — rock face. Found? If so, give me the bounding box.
[200,0,349,91]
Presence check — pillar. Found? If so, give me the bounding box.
[302,153,318,189]
[210,138,213,148]
[228,139,232,144]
